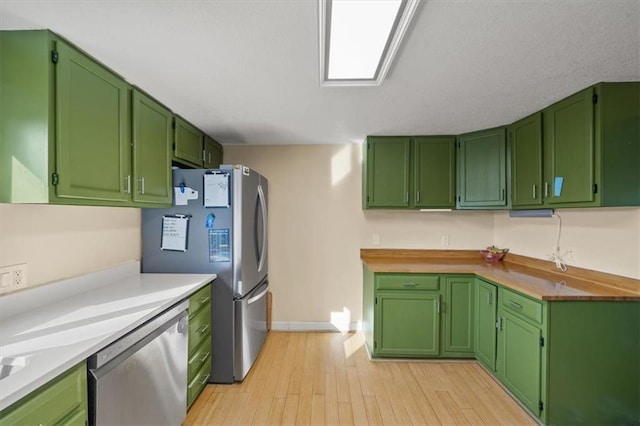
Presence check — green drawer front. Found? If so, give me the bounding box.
[500,288,543,324]
[187,361,211,408]
[0,362,87,426]
[375,274,440,291]
[188,284,211,319]
[188,335,212,381]
[189,302,212,353]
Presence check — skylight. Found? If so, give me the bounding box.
[319,0,419,86]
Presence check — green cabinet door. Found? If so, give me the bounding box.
[497,310,542,416]
[132,90,172,205]
[443,276,474,353]
[364,136,411,208]
[510,112,543,207]
[174,117,204,167]
[375,291,440,357]
[0,362,87,426]
[457,127,507,208]
[413,136,456,208]
[474,279,497,370]
[543,87,595,205]
[203,136,223,169]
[55,40,131,202]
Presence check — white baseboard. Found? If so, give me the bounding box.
[271,321,360,332]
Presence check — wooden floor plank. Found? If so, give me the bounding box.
[183,332,536,426]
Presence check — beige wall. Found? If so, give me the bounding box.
[225,144,494,326]
[0,204,140,292]
[494,208,640,279]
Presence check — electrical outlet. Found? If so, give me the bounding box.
[0,263,27,292]
[441,235,450,247]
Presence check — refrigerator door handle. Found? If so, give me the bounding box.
[247,287,269,305]
[257,184,268,273]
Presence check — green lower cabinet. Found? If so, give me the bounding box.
[496,310,542,416]
[443,276,474,354]
[0,362,88,426]
[474,279,497,370]
[187,284,212,408]
[374,291,440,357]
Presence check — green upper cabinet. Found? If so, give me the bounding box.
[203,135,223,169]
[363,136,455,209]
[542,82,640,208]
[510,112,543,207]
[364,136,411,208]
[132,89,173,205]
[0,30,134,206]
[474,279,497,371]
[174,117,204,168]
[443,276,474,354]
[457,127,508,209]
[413,137,456,208]
[55,40,131,203]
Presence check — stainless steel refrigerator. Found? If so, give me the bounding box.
[141,165,268,383]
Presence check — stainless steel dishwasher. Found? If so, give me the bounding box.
[88,300,189,426]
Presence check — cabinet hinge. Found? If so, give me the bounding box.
[367,196,370,203]
[593,183,598,194]
[457,196,461,202]
[540,336,545,347]
[51,50,59,64]
[539,401,544,412]
[374,341,377,349]
[172,119,176,130]
[456,142,460,149]
[52,172,59,186]
[592,93,598,104]
[375,297,378,305]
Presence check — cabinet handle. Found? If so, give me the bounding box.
[199,296,211,305]
[416,191,420,203]
[508,300,523,310]
[532,184,537,199]
[496,317,503,330]
[198,352,211,362]
[544,182,549,198]
[436,300,440,314]
[501,188,505,201]
[198,325,210,334]
[403,282,417,287]
[199,374,210,385]
[487,292,492,305]
[138,177,145,194]
[123,175,131,194]
[202,150,206,162]
[404,192,409,203]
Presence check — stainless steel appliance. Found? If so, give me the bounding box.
[141,165,269,383]
[88,301,189,426]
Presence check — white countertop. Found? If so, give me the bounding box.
[0,262,216,411]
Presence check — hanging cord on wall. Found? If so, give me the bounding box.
[547,213,569,271]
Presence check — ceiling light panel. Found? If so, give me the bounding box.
[319,0,419,86]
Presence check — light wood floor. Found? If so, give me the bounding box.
[184,332,536,425]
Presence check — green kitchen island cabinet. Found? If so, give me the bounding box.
[0,362,88,426]
[363,136,456,209]
[541,82,640,208]
[456,127,508,209]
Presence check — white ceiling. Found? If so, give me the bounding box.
[1,1,639,146]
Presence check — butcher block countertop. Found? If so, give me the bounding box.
[361,249,640,301]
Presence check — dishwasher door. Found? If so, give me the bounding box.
[89,301,189,426]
